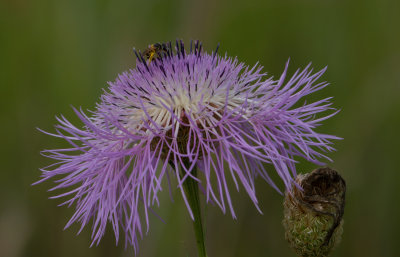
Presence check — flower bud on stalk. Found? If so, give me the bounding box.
[283,167,346,257]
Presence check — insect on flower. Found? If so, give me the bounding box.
[141,42,169,63]
[36,39,340,253]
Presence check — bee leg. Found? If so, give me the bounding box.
[148,52,156,64]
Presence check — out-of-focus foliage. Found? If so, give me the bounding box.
[0,0,399,256]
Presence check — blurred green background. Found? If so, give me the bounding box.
[1,0,399,256]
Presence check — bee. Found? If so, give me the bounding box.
[142,43,169,63]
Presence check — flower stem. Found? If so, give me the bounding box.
[180,163,207,257]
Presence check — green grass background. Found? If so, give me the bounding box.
[1,0,399,256]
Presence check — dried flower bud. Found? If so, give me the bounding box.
[283,167,346,257]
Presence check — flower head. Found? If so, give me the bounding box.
[37,40,339,251]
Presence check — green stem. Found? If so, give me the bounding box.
[180,163,207,257]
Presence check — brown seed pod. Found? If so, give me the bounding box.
[283,167,346,257]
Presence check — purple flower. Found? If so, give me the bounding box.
[37,40,339,252]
